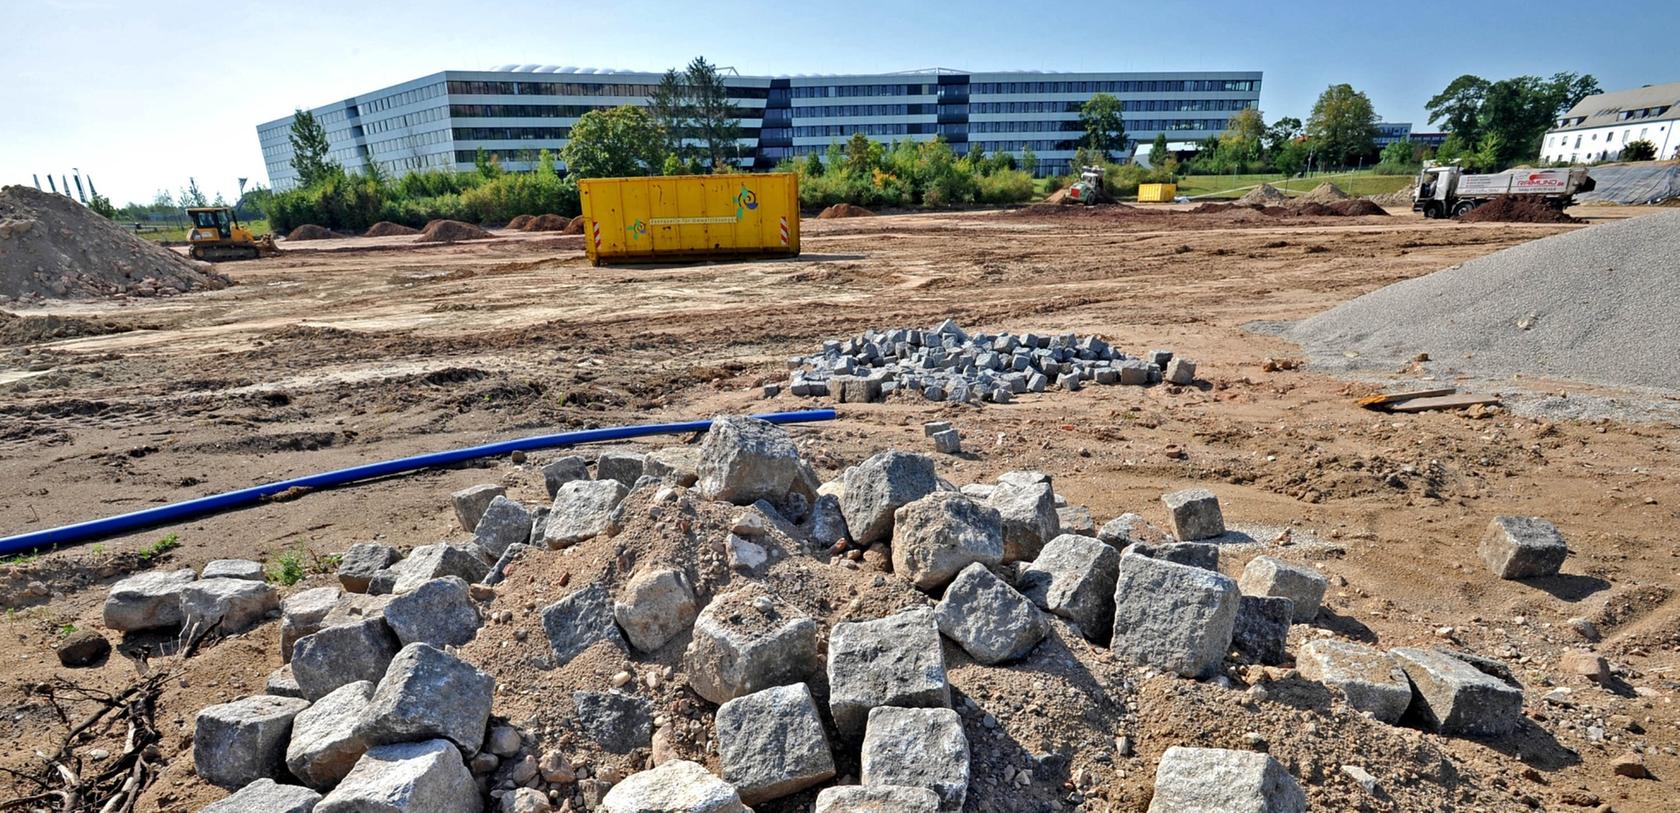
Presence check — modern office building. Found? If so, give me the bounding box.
[1374,122,1413,147]
[257,67,1262,187]
[1540,81,1680,164]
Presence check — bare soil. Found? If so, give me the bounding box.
[1,205,1676,812]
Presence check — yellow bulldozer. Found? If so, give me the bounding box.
[185,206,280,262]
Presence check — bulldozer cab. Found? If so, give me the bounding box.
[187,207,235,239]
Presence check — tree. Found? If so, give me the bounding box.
[1306,84,1379,166]
[87,192,116,219]
[648,69,691,160]
[1148,133,1169,167]
[1078,93,1127,160]
[287,109,338,188]
[180,177,208,208]
[559,106,669,179]
[1425,75,1491,143]
[1218,107,1267,169]
[1226,107,1267,144]
[1264,117,1303,155]
[1377,140,1418,172]
[801,152,824,177]
[1620,139,1657,161]
[1273,138,1309,176]
[1020,146,1038,175]
[686,57,740,171]
[844,132,875,176]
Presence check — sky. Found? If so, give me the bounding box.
[4,0,1677,206]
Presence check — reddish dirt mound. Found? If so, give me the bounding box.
[417,219,494,243]
[1327,199,1389,216]
[363,221,420,237]
[1458,195,1579,223]
[562,216,584,234]
[520,214,569,232]
[285,224,336,241]
[817,203,876,219]
[507,215,536,230]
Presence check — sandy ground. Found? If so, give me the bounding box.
[1,204,1676,811]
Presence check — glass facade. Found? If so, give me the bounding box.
[259,68,1262,187]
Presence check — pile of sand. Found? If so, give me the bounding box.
[0,185,231,301]
[1295,182,1350,204]
[1293,210,1676,391]
[285,224,336,241]
[1459,196,1578,224]
[506,215,537,230]
[562,216,584,234]
[417,219,493,243]
[817,203,876,219]
[519,214,570,232]
[1236,183,1290,205]
[364,221,420,237]
[1364,188,1415,207]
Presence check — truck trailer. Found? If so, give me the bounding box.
[1412,165,1594,218]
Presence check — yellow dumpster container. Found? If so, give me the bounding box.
[579,173,801,265]
[1136,183,1177,203]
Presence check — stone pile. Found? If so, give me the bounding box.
[102,414,1558,811]
[779,319,1197,404]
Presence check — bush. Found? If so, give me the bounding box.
[262,165,580,233]
[786,137,1033,210]
[1620,139,1657,161]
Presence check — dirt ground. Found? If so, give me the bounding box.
[1,204,1676,812]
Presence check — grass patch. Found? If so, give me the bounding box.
[130,218,273,243]
[1178,171,1414,200]
[138,533,180,563]
[268,547,342,586]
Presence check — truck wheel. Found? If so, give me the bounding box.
[1453,201,1477,218]
[1422,203,1441,219]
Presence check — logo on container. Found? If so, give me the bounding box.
[734,185,758,220]
[625,219,649,241]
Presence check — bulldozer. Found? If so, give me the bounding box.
[184,206,279,262]
[1062,165,1113,206]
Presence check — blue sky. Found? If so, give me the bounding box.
[3,0,1675,205]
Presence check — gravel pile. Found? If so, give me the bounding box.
[1236,184,1289,205]
[779,320,1196,404]
[1292,211,1680,391]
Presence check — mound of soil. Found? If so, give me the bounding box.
[0,311,140,347]
[818,203,876,219]
[562,216,584,235]
[0,185,231,301]
[1236,183,1289,205]
[285,224,336,241]
[417,219,494,243]
[1295,182,1350,204]
[1458,195,1579,223]
[1364,188,1415,207]
[363,221,420,237]
[520,214,570,232]
[1327,199,1389,216]
[507,215,537,230]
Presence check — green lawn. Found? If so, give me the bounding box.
[130,218,273,243]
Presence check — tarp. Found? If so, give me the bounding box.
[1575,163,1680,204]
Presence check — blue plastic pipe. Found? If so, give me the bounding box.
[0,409,837,555]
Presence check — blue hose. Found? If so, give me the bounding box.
[0,409,837,555]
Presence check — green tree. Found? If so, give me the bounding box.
[1078,93,1127,160]
[87,192,116,219]
[1306,84,1379,166]
[1264,116,1303,155]
[1621,139,1657,161]
[685,57,740,171]
[180,177,208,208]
[648,69,691,161]
[844,132,876,176]
[1148,133,1169,167]
[559,106,669,179]
[1377,139,1418,171]
[287,109,338,187]
[1425,75,1491,144]
[1020,146,1038,175]
[1273,138,1309,175]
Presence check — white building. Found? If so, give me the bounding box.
[257,67,1262,188]
[1541,81,1680,164]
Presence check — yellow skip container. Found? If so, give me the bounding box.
[579,173,801,265]
[1136,183,1178,203]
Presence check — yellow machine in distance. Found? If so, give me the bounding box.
[185,207,279,262]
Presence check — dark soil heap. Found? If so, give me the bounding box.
[562,215,585,234]
[364,221,420,237]
[507,215,537,230]
[285,224,337,241]
[818,203,876,219]
[0,185,231,301]
[418,220,494,243]
[1459,196,1579,223]
[519,214,569,232]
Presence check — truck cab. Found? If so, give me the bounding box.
[1412,166,1460,219]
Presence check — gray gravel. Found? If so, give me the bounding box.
[1292,211,1680,394]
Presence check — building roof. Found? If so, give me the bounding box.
[1549,81,1680,133]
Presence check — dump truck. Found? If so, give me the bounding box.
[184,207,279,261]
[1063,166,1108,205]
[579,173,799,265]
[1412,165,1595,218]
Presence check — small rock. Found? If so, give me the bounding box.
[201,559,265,581]
[1611,752,1650,779]
[55,630,110,667]
[316,739,482,813]
[452,484,507,532]
[599,760,747,813]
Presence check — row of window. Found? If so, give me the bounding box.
[789,83,934,98]
[972,79,1257,94]
[788,103,932,118]
[445,79,772,100]
[358,84,445,117]
[971,139,1079,152]
[364,106,449,134]
[1617,105,1672,121]
[371,129,452,154]
[379,153,453,172]
[1549,123,1668,149]
[969,120,1081,134]
[444,103,761,120]
[453,148,551,164]
[454,126,571,141]
[972,99,1252,115]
